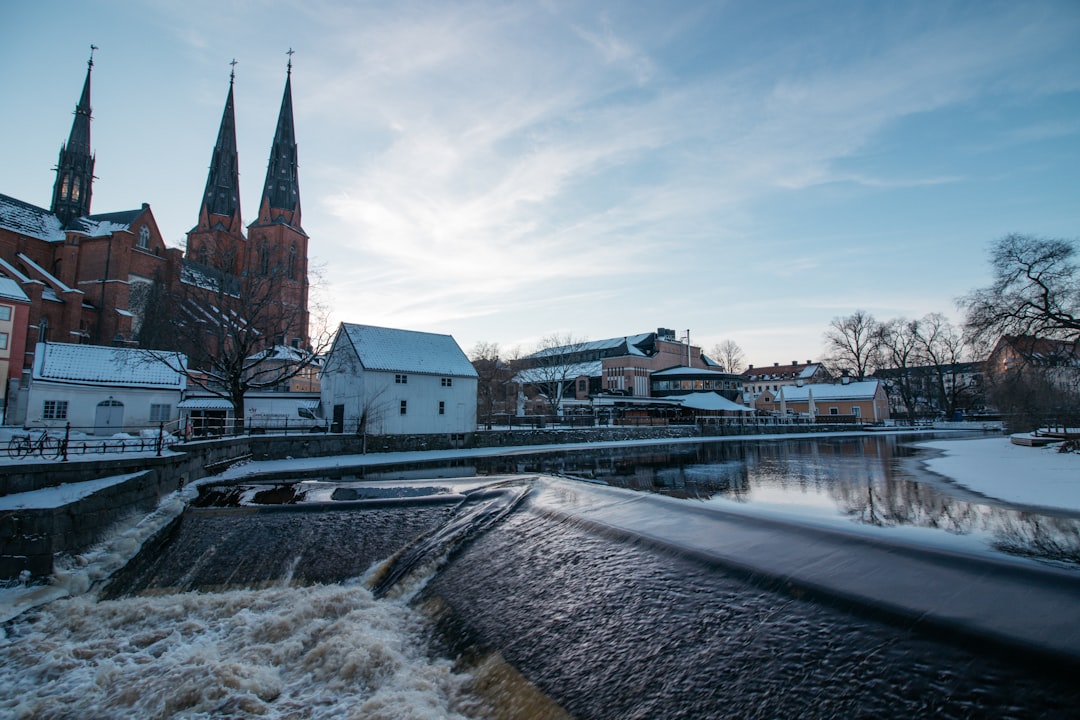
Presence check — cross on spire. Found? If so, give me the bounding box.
[229,58,238,84]
[89,44,98,68]
[286,47,294,74]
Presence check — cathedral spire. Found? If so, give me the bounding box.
[256,50,301,230]
[51,45,97,225]
[196,61,243,233]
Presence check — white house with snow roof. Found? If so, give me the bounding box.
[14,342,186,433]
[320,323,478,435]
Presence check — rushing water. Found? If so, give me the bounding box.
[2,433,1079,718]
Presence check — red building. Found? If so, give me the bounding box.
[0,50,311,373]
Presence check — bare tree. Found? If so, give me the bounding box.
[877,318,923,423]
[917,313,972,419]
[139,251,331,431]
[961,233,1079,347]
[710,340,746,373]
[521,333,591,417]
[824,310,882,379]
[470,341,520,428]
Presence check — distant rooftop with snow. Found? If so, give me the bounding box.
[778,380,881,401]
[338,323,477,378]
[0,193,66,242]
[32,342,187,389]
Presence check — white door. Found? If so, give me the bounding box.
[95,400,124,435]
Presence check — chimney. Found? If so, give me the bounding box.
[748,364,754,369]
[792,361,797,366]
[774,362,779,367]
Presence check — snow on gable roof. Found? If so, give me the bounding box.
[0,193,66,242]
[529,333,654,359]
[69,209,143,237]
[678,392,754,412]
[779,380,880,402]
[0,276,30,303]
[515,360,602,384]
[33,342,187,390]
[339,323,477,378]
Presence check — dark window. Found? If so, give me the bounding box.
[396,374,408,384]
[441,377,452,387]
[44,400,68,420]
[400,400,407,415]
[439,401,445,415]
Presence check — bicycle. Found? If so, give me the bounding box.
[7,430,63,460]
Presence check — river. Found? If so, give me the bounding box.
[2,432,1078,718]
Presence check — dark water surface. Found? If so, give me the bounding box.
[100,432,1080,718]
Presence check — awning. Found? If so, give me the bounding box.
[178,398,234,410]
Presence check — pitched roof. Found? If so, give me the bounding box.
[0,193,66,242]
[678,392,754,412]
[338,323,477,378]
[778,380,881,402]
[0,276,30,303]
[32,342,187,389]
[68,208,144,236]
[742,361,822,380]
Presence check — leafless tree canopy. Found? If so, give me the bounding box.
[710,339,746,373]
[523,333,591,415]
[470,341,520,425]
[823,310,882,379]
[138,251,331,423]
[961,233,1079,348]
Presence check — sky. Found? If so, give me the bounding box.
[1,1,1078,369]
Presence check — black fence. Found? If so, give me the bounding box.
[5,422,182,462]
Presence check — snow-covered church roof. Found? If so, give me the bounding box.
[32,342,187,389]
[0,193,66,242]
[337,323,477,378]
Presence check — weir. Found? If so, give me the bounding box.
[8,434,1080,718]
[92,469,1080,718]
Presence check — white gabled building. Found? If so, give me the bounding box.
[320,323,478,435]
[16,342,186,433]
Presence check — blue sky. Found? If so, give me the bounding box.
[2,0,1077,367]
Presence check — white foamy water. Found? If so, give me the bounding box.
[0,581,484,720]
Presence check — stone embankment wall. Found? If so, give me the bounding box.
[0,423,855,578]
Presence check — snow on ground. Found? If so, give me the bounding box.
[918,436,1080,513]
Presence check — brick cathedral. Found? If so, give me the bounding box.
[0,50,311,381]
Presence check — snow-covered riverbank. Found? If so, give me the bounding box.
[918,436,1079,513]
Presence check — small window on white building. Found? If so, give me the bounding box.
[439,401,445,415]
[400,400,407,415]
[396,374,408,384]
[44,400,68,420]
[441,377,453,387]
[150,404,172,422]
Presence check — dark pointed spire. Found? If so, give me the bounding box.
[197,61,243,231]
[51,45,97,225]
[257,49,301,229]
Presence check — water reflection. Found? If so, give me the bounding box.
[462,435,1080,568]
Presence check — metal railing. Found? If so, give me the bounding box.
[7,421,184,461]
